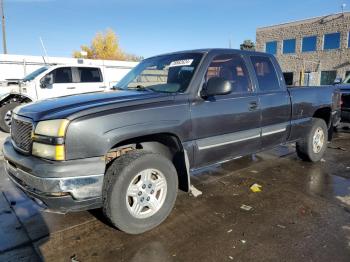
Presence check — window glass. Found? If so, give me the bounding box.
[78,67,102,83]
[320,71,337,85]
[265,41,277,55]
[205,54,253,93]
[116,53,203,93]
[52,67,72,83]
[283,39,296,54]
[250,56,281,91]
[302,36,317,52]
[283,72,293,86]
[324,32,340,50]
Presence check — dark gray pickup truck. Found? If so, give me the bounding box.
[3,49,341,234]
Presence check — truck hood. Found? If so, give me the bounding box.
[14,90,173,122]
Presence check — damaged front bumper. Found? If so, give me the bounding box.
[3,137,105,212]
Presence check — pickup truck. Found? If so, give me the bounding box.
[3,49,341,234]
[0,64,134,133]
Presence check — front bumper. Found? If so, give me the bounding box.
[3,137,105,212]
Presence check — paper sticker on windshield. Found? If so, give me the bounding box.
[169,59,194,67]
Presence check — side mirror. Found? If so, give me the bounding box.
[201,77,232,97]
[334,77,342,85]
[40,74,53,88]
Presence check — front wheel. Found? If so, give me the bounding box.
[103,150,178,234]
[296,118,328,162]
[0,102,21,133]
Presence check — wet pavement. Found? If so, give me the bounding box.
[0,129,350,261]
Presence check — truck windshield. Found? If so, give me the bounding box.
[23,66,49,82]
[115,53,203,93]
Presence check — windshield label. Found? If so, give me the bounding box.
[169,59,194,67]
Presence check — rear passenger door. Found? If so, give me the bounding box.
[191,53,261,168]
[73,67,106,94]
[249,55,291,149]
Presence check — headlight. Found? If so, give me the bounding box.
[35,119,69,137]
[32,143,65,161]
[32,119,69,160]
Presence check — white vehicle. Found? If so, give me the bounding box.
[0,65,113,132]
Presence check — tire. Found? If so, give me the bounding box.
[103,150,178,234]
[0,102,21,133]
[296,118,328,162]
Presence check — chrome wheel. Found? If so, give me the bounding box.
[126,168,167,219]
[312,127,325,153]
[4,110,12,127]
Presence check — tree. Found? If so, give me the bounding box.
[240,40,255,51]
[73,29,142,61]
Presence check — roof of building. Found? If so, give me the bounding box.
[257,11,350,31]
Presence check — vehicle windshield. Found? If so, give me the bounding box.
[23,66,49,82]
[115,53,203,93]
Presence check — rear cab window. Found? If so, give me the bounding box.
[77,67,103,83]
[250,56,281,92]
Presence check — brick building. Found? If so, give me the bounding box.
[256,12,350,86]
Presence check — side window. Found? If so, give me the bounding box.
[250,56,281,92]
[78,67,102,83]
[205,54,253,93]
[52,67,72,84]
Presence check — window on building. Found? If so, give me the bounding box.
[283,72,294,86]
[283,39,296,54]
[323,32,340,50]
[320,71,337,85]
[265,41,277,55]
[250,56,281,91]
[302,36,317,52]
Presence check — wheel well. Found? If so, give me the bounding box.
[0,94,32,107]
[313,107,331,128]
[106,133,190,192]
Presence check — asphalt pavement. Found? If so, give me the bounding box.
[0,129,349,261]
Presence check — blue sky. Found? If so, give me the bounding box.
[2,0,348,58]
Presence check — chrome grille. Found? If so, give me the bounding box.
[11,116,33,153]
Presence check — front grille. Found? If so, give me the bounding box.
[11,116,33,153]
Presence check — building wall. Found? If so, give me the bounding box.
[256,12,350,86]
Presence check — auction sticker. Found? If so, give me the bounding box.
[169,59,194,67]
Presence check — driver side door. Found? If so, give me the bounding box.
[191,53,261,168]
[38,67,76,100]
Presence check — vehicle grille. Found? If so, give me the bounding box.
[11,117,33,153]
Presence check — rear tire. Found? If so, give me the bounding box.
[296,118,328,162]
[0,102,21,133]
[103,150,178,234]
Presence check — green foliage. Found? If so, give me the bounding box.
[240,40,255,51]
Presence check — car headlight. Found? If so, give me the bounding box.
[35,119,69,137]
[32,119,69,161]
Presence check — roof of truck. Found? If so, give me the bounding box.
[149,48,270,58]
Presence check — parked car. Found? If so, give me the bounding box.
[3,49,341,234]
[334,76,350,123]
[0,65,112,132]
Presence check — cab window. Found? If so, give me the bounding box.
[77,67,103,83]
[50,67,73,84]
[250,56,281,91]
[205,54,253,93]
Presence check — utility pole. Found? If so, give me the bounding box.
[1,0,7,54]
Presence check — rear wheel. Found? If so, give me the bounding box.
[0,102,21,133]
[103,150,178,234]
[296,118,328,162]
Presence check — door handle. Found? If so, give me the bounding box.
[67,87,76,89]
[249,101,258,111]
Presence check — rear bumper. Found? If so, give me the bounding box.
[3,137,105,212]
